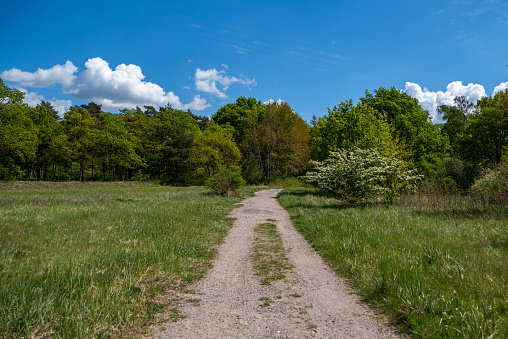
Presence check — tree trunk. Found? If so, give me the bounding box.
[80,162,85,182]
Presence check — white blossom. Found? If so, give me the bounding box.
[304,148,423,205]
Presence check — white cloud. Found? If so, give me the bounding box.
[50,99,73,116]
[221,63,229,69]
[404,81,487,122]
[493,81,508,94]
[263,98,285,105]
[2,57,210,111]
[1,61,77,87]
[18,87,45,107]
[194,68,256,99]
[18,87,72,117]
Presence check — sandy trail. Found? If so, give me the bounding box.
[152,189,402,338]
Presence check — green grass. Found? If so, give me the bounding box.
[0,182,258,338]
[278,187,508,338]
[250,223,293,286]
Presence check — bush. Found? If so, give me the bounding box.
[432,157,475,192]
[470,162,508,205]
[205,169,246,196]
[304,148,422,205]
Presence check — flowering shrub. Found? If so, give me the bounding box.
[304,148,422,205]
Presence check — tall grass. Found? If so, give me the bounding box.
[0,183,255,338]
[278,187,508,338]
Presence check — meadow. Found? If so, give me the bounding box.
[278,187,508,338]
[0,182,257,338]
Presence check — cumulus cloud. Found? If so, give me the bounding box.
[2,57,210,112]
[494,81,508,95]
[404,81,487,122]
[263,98,285,105]
[49,99,73,116]
[17,87,72,117]
[63,57,209,111]
[18,88,45,107]
[194,68,256,99]
[1,61,77,87]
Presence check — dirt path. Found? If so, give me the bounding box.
[151,189,402,338]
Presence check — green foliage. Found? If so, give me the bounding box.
[2,75,506,188]
[437,96,471,155]
[212,97,265,143]
[242,101,310,180]
[241,153,264,184]
[205,168,246,195]
[93,112,143,181]
[29,104,67,180]
[0,83,38,180]
[463,90,508,169]
[310,99,399,161]
[0,78,24,105]
[189,122,242,184]
[470,162,508,204]
[432,157,474,191]
[63,107,98,181]
[305,148,421,205]
[361,87,449,174]
[159,123,195,185]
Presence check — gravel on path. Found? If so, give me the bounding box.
[150,189,403,339]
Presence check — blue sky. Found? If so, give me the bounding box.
[1,0,507,123]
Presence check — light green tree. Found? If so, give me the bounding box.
[0,79,38,179]
[360,87,449,174]
[93,112,143,181]
[189,122,242,184]
[310,99,399,162]
[463,90,508,169]
[63,107,98,181]
[212,97,265,143]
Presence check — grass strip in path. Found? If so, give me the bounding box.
[250,222,294,286]
[0,183,258,338]
[278,187,508,338]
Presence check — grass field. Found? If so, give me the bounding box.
[0,182,258,338]
[278,187,508,338]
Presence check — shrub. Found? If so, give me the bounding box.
[432,157,475,192]
[205,168,246,196]
[304,148,422,205]
[470,162,508,205]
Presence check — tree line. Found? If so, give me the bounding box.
[1,77,507,189]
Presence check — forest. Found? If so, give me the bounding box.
[1,77,508,191]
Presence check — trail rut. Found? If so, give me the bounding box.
[151,189,402,338]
